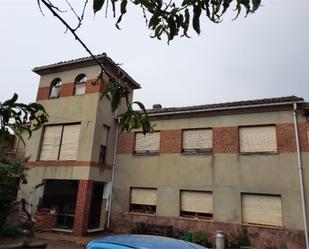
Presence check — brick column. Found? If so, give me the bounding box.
[73,180,93,236]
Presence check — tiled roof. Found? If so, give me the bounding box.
[33,53,141,89]
[147,96,304,114]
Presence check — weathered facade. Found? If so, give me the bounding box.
[112,97,309,249]
[18,54,140,235]
[18,55,309,248]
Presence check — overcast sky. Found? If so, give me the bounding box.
[0,0,308,109]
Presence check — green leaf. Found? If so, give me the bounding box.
[93,0,105,14]
[3,93,18,106]
[193,5,202,34]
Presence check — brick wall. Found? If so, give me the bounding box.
[213,127,239,153]
[34,211,57,229]
[277,123,309,153]
[35,79,103,101]
[36,86,50,101]
[117,132,135,154]
[59,83,74,97]
[160,129,182,153]
[73,180,93,236]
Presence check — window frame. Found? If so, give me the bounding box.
[49,78,62,99]
[133,131,160,155]
[129,187,157,214]
[74,74,87,96]
[238,124,278,155]
[181,128,213,155]
[38,122,81,161]
[179,190,214,220]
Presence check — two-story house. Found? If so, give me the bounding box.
[112,97,309,249]
[18,54,309,249]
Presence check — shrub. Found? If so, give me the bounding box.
[183,232,192,242]
[129,222,146,234]
[0,224,23,237]
[193,231,210,246]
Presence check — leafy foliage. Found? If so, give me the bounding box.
[102,81,154,134]
[93,0,262,42]
[193,231,210,246]
[0,94,48,143]
[0,147,29,228]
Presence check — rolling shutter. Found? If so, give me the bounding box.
[59,124,81,160]
[183,129,212,150]
[75,84,86,95]
[242,194,283,227]
[40,125,62,161]
[239,126,277,153]
[135,132,160,152]
[131,188,157,206]
[181,191,213,214]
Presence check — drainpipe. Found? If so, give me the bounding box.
[293,102,309,249]
[107,117,120,229]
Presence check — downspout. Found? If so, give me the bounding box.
[293,102,309,249]
[107,116,120,229]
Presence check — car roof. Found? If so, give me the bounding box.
[88,234,207,249]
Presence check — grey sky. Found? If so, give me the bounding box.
[0,0,308,109]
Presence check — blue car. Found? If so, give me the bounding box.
[86,234,208,249]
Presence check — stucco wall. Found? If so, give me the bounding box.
[113,109,309,231]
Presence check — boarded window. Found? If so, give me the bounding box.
[135,132,160,153]
[40,124,80,161]
[40,126,62,160]
[130,188,157,214]
[59,124,81,160]
[239,126,277,153]
[182,129,212,153]
[180,191,213,219]
[242,194,283,227]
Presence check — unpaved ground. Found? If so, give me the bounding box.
[0,231,104,249]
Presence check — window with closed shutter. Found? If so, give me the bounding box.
[242,194,283,227]
[59,124,81,160]
[239,126,277,153]
[135,132,160,153]
[180,191,213,219]
[130,188,157,214]
[40,125,62,161]
[40,123,81,161]
[182,129,212,153]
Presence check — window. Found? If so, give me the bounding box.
[74,74,87,95]
[99,125,109,165]
[241,194,283,227]
[134,132,160,154]
[40,123,81,161]
[182,129,212,153]
[130,188,157,214]
[49,78,62,98]
[239,125,277,153]
[180,190,213,220]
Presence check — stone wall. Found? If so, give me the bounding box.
[111,212,306,249]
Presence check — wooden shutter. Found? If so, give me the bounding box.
[239,126,277,153]
[135,132,160,152]
[40,125,62,161]
[131,188,157,206]
[242,194,283,227]
[59,124,81,160]
[181,191,213,214]
[183,129,212,150]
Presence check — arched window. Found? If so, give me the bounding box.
[49,78,62,98]
[74,73,87,95]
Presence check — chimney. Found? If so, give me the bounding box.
[152,104,162,110]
